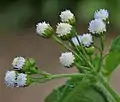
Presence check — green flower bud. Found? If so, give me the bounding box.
[86,46,95,55]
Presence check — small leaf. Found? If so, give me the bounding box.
[45,79,107,102]
[63,82,106,102]
[104,36,120,75]
[104,52,120,75]
[45,77,82,102]
[29,58,36,66]
[110,36,120,52]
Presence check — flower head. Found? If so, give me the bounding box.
[60,10,75,24]
[71,35,82,46]
[36,22,53,38]
[56,23,72,40]
[4,71,16,87]
[81,33,93,47]
[88,19,106,34]
[59,52,75,67]
[94,9,109,20]
[12,56,25,70]
[16,73,27,87]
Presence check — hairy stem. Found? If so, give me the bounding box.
[52,35,94,70]
[100,74,120,102]
[98,35,104,72]
[31,73,85,83]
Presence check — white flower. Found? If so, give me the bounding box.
[94,9,109,20]
[56,23,72,36]
[59,52,75,67]
[36,22,52,37]
[81,34,93,47]
[4,71,16,87]
[88,19,106,34]
[71,35,82,46]
[12,56,25,70]
[60,10,74,22]
[16,73,27,87]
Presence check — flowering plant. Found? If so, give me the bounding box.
[4,9,120,102]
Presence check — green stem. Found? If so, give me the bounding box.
[98,35,104,72]
[72,27,90,61]
[31,73,85,83]
[100,75,120,102]
[50,73,85,79]
[52,35,94,69]
[52,35,82,61]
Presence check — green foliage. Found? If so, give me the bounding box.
[104,36,120,75]
[45,77,81,102]
[109,36,120,52]
[45,80,107,102]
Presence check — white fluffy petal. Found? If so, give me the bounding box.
[16,73,27,87]
[59,52,75,67]
[94,9,109,20]
[88,19,106,34]
[56,23,72,36]
[5,71,16,87]
[60,10,74,22]
[71,35,82,46]
[36,22,50,36]
[12,56,25,70]
[81,34,93,47]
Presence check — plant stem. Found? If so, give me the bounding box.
[31,73,85,83]
[50,73,85,79]
[52,35,82,61]
[100,75,120,102]
[98,35,104,72]
[52,35,94,70]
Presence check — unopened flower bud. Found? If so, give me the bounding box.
[81,33,93,47]
[71,35,82,46]
[59,52,75,68]
[36,22,53,38]
[94,9,109,21]
[4,70,16,87]
[16,73,31,87]
[60,10,75,25]
[85,46,95,55]
[56,23,73,40]
[88,19,106,35]
[12,57,25,70]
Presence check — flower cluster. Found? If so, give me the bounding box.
[4,57,33,87]
[4,8,120,102]
[35,9,109,68]
[5,71,28,87]
[5,9,110,87]
[88,9,109,35]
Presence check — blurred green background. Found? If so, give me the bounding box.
[0,0,120,102]
[0,0,120,32]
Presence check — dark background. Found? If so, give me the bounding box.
[0,0,120,102]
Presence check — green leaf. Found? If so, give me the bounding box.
[45,77,82,102]
[63,82,106,102]
[104,36,120,75]
[104,52,120,75]
[45,79,107,102]
[45,85,72,102]
[28,58,36,66]
[109,36,120,52]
